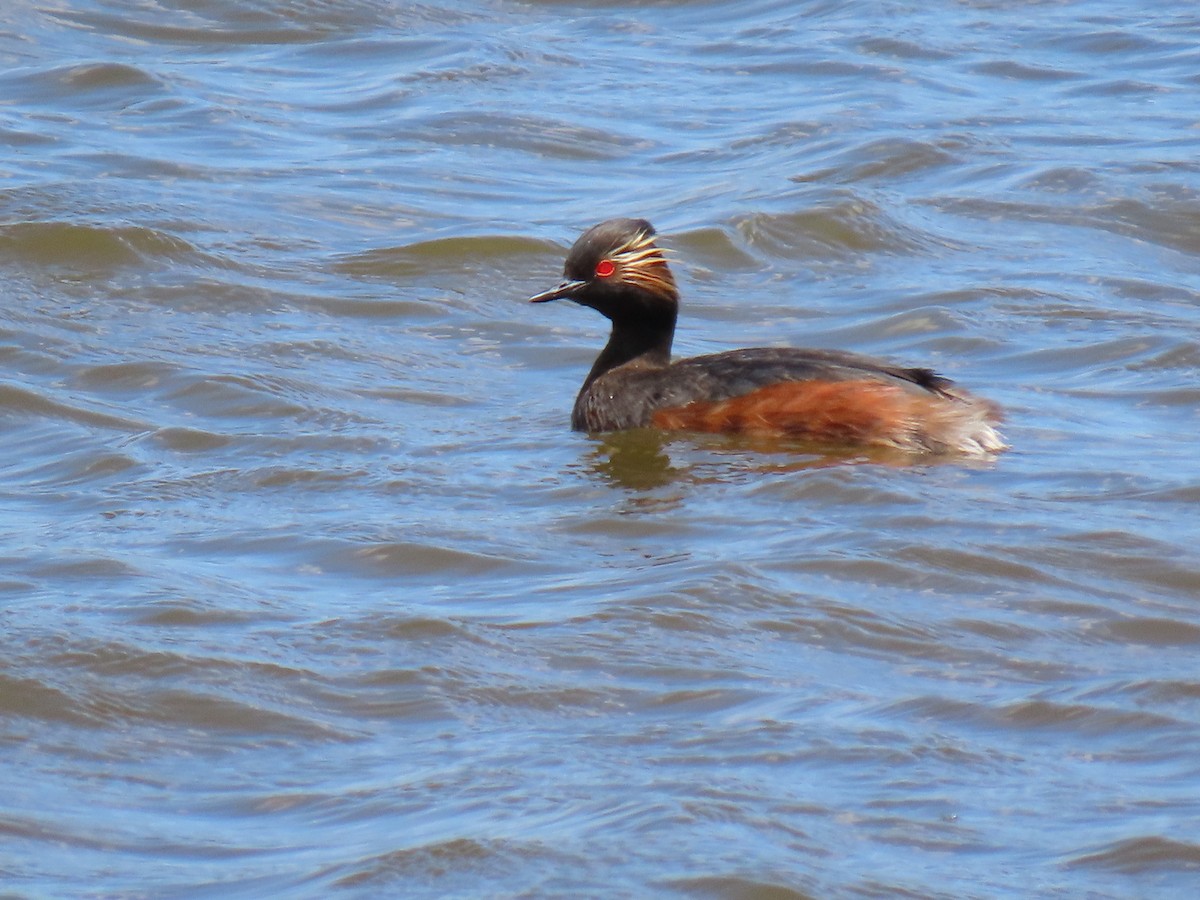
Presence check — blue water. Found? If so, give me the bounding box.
[2,1,1200,896]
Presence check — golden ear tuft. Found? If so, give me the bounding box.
[609,231,677,298]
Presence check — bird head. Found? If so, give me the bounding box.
[528,218,678,320]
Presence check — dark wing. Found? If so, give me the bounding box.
[658,348,956,405]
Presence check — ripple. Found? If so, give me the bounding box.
[164,374,311,421]
[151,426,234,453]
[335,541,525,579]
[1,61,166,107]
[882,695,1184,736]
[999,698,1181,733]
[929,193,1200,254]
[336,234,551,279]
[0,673,93,726]
[1018,165,1104,194]
[1048,28,1180,58]
[670,226,760,271]
[323,838,555,891]
[124,688,348,738]
[44,5,402,46]
[53,61,159,91]
[71,361,183,393]
[665,875,818,900]
[1068,836,1200,874]
[1102,617,1200,647]
[132,599,273,628]
[858,36,954,62]
[732,196,938,260]
[792,137,961,185]
[972,60,1084,81]
[1067,78,1171,98]
[416,111,648,160]
[0,222,195,270]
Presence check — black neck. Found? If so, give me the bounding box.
[581,309,675,391]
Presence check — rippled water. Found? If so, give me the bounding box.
[3,1,1200,896]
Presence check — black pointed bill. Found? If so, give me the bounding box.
[528,279,586,303]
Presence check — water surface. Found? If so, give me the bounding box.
[2,1,1200,896]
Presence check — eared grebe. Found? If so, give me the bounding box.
[529,218,1005,455]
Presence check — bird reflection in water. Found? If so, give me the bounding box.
[582,428,957,491]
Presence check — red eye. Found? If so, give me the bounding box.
[594,259,616,279]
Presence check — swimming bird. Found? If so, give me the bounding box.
[529,218,1004,455]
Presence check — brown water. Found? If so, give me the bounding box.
[3,1,1200,896]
